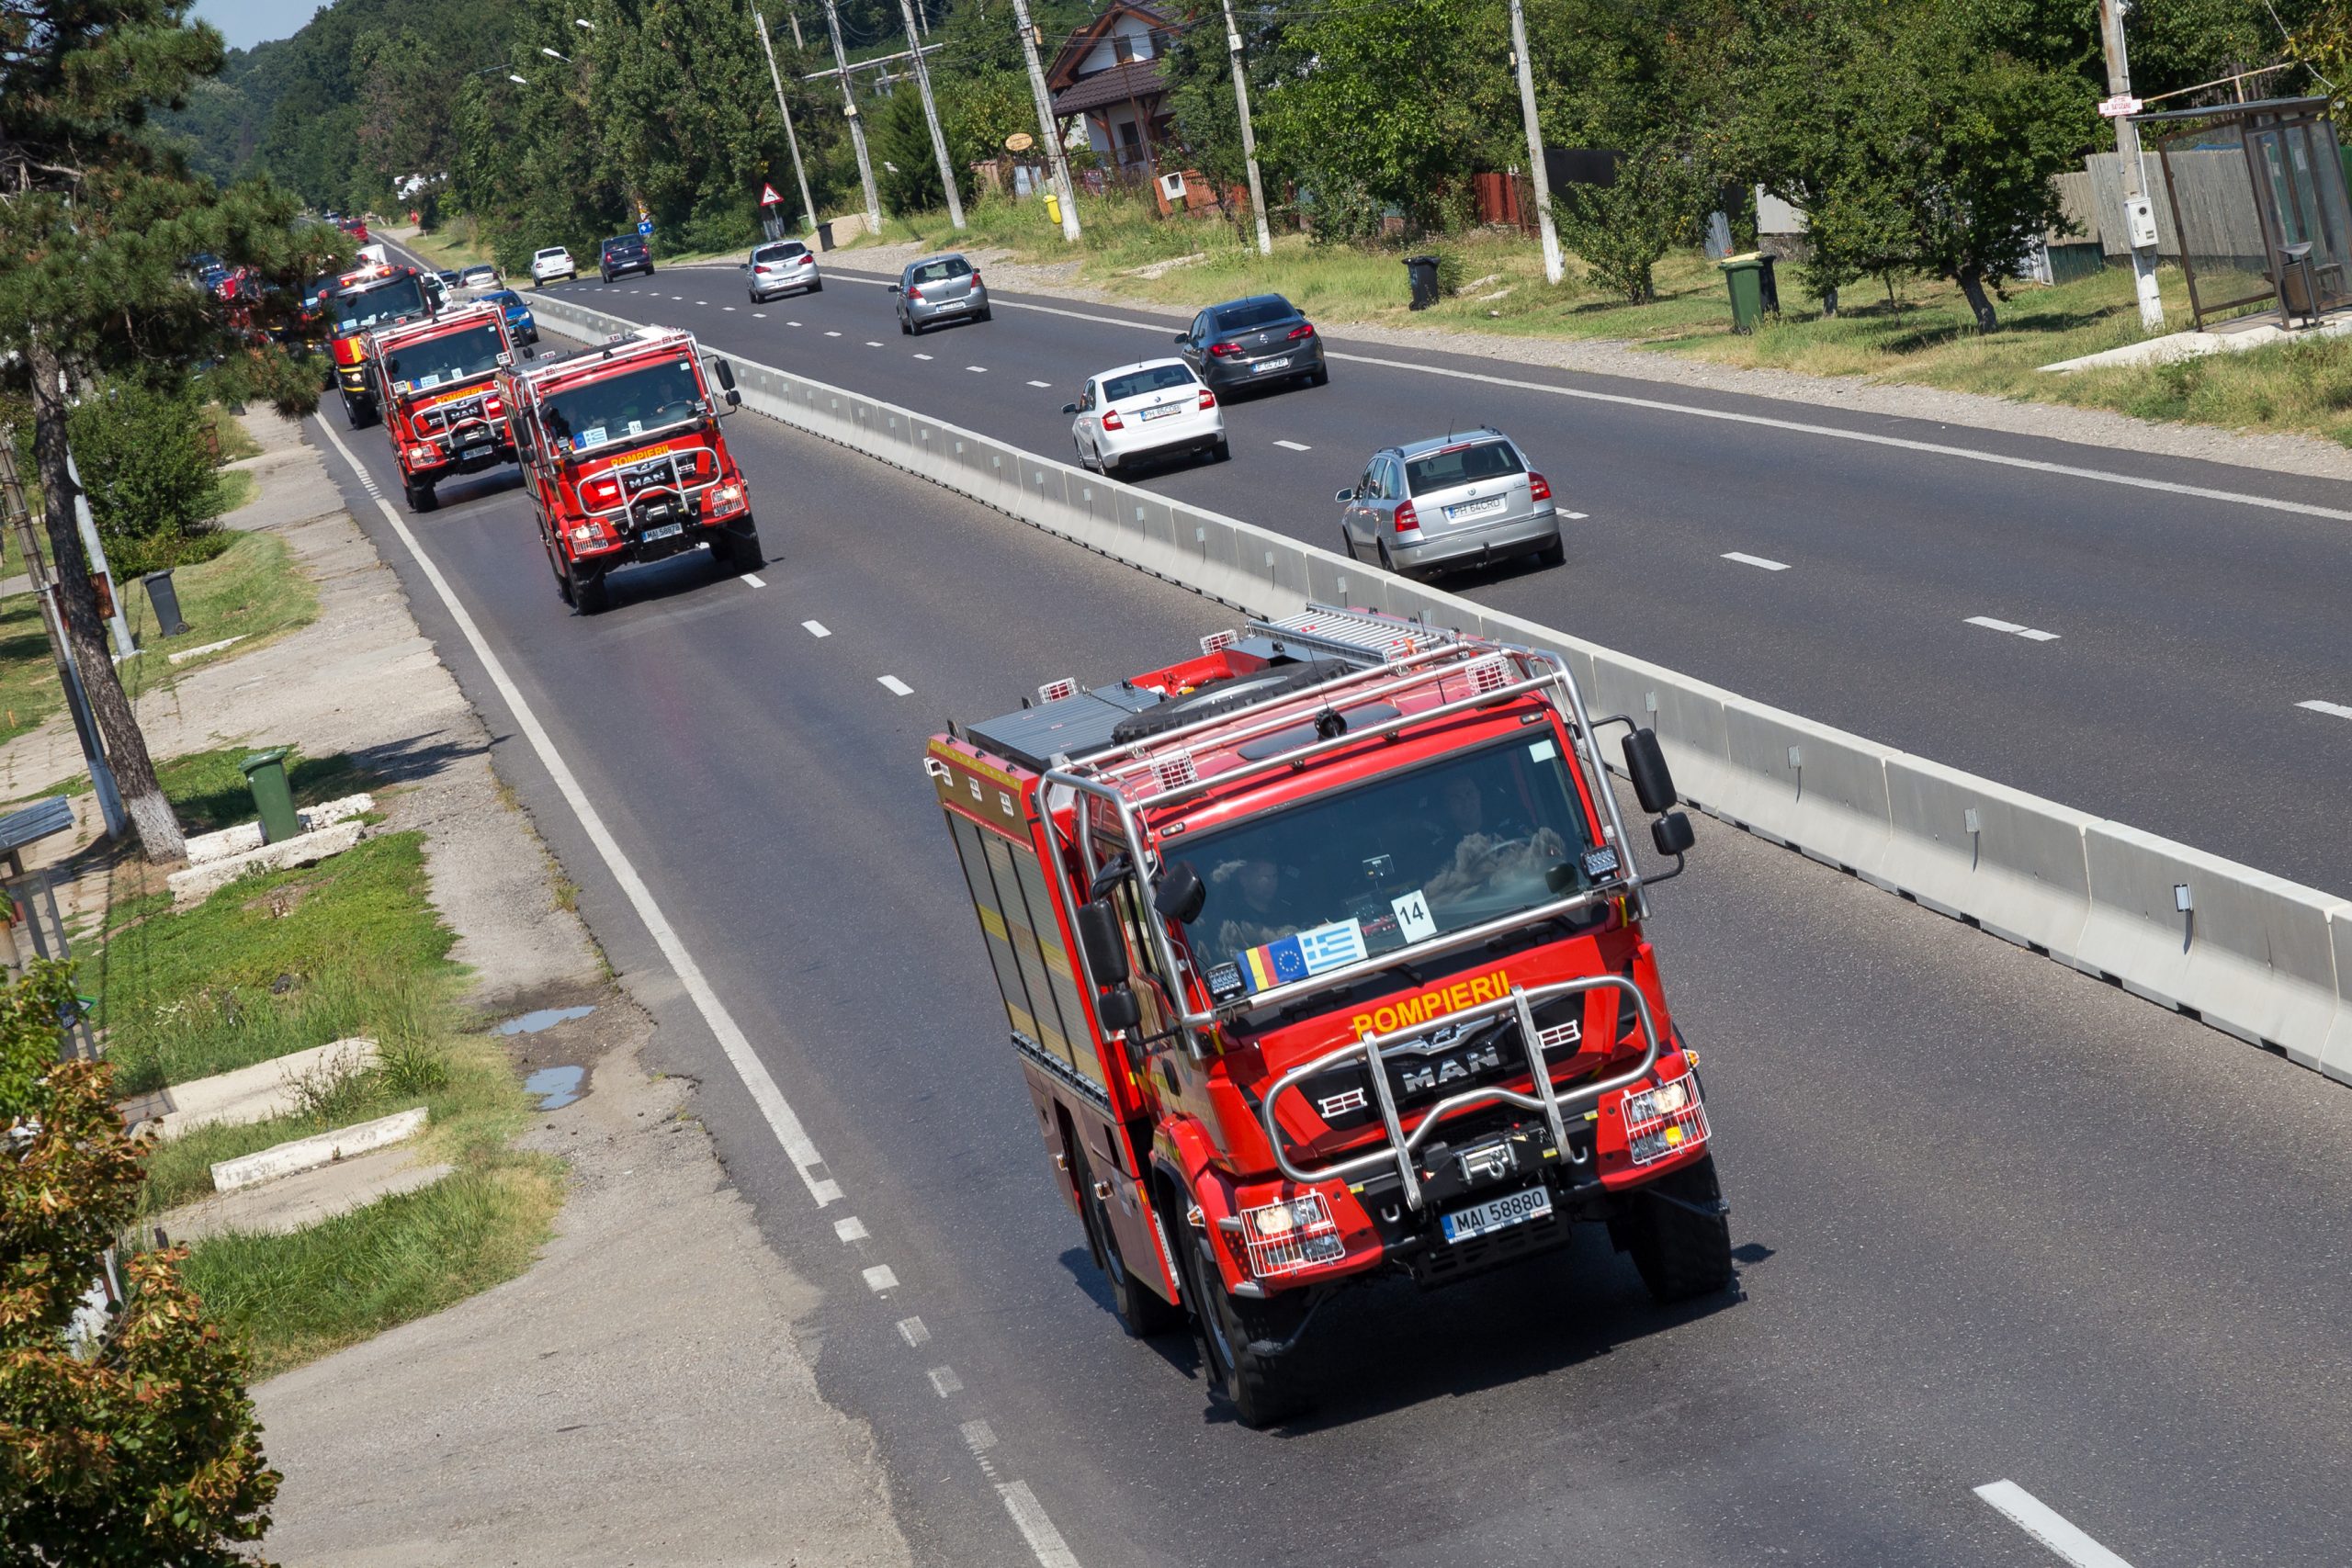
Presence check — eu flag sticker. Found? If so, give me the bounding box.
[1295,919,1367,976]
[1241,935,1307,993]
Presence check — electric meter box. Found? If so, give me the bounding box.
[2124,197,2160,250]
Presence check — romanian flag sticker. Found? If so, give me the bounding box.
[1240,919,1367,994]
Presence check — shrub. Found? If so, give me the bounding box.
[65,379,227,576]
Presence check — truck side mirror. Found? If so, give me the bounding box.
[1094,986,1142,1034]
[1153,860,1206,925]
[1652,811,1695,857]
[1073,897,1130,987]
[1621,728,1678,816]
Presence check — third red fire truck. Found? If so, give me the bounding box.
[365,300,520,513]
[499,326,761,614]
[930,606,1730,1425]
[322,262,434,428]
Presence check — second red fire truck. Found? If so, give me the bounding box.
[930,606,1730,1425]
[498,326,761,614]
[322,261,434,428]
[364,299,521,512]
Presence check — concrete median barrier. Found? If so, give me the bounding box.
[527,292,2352,1090]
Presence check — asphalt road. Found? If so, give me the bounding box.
[512,254,2352,897]
[311,340,2352,1568]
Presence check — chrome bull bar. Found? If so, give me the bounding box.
[1258,975,1661,1213]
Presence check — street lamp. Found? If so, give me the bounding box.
[574,17,596,28]
[507,73,529,85]
[541,47,570,61]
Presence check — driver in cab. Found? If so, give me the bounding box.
[1211,855,1305,958]
[1424,775,1564,903]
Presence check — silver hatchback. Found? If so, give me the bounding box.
[892,253,990,334]
[1337,430,1564,578]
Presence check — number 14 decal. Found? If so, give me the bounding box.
[1391,889,1436,942]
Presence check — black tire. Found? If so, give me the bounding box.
[1210,438,1231,463]
[1308,365,1329,388]
[978,305,994,322]
[645,264,655,275]
[1074,434,1095,472]
[402,476,437,513]
[1074,1146,1182,1337]
[1339,525,1358,562]
[1109,659,1354,744]
[566,557,608,615]
[551,544,574,605]
[1534,535,1566,569]
[712,523,762,573]
[899,312,913,336]
[1616,1153,1733,1304]
[809,278,823,293]
[1166,1190,1305,1428]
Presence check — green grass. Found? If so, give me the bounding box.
[119,528,319,682]
[397,219,499,273]
[36,744,368,837]
[203,468,257,519]
[174,1152,563,1379]
[93,830,460,1093]
[202,402,264,463]
[0,592,63,750]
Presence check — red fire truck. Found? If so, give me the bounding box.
[323,263,434,428]
[499,326,760,614]
[929,606,1729,1425]
[365,300,521,512]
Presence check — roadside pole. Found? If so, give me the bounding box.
[1506,0,1563,287]
[818,0,883,237]
[0,437,127,839]
[752,6,820,236]
[897,0,967,230]
[63,448,135,661]
[1218,0,1272,256]
[1010,0,1082,243]
[2098,0,2165,331]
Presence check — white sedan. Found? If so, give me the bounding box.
[530,245,576,286]
[1064,358,1228,475]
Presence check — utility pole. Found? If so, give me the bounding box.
[1010,0,1081,242]
[819,0,883,236]
[0,435,126,840]
[1217,0,1272,255]
[897,0,966,229]
[1505,0,1563,286]
[753,6,819,235]
[2098,0,2165,331]
[62,448,133,662]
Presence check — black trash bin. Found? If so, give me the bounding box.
[141,569,188,637]
[1756,252,1781,317]
[816,220,837,253]
[2278,242,2320,327]
[1404,254,1442,310]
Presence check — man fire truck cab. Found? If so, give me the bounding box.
[365,300,522,513]
[324,263,434,428]
[499,325,759,615]
[929,606,1729,1426]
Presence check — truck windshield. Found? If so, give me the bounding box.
[382,323,504,389]
[1174,734,1603,998]
[331,275,425,333]
[537,358,704,452]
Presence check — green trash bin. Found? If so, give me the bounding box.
[241,749,300,845]
[1720,251,1772,333]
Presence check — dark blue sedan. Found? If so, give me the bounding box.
[485,288,537,345]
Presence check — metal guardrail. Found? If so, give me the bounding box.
[526,292,2352,1087]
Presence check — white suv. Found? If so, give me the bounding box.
[529,245,576,286]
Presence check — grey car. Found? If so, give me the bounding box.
[891,254,990,334]
[1175,294,1327,395]
[1337,429,1564,579]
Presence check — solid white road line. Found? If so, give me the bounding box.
[1723,550,1791,571]
[1967,615,2062,642]
[896,1316,930,1347]
[878,674,914,695]
[816,269,2352,525]
[1027,378,1052,388]
[862,1265,899,1292]
[802,619,831,637]
[1273,439,1312,452]
[2298,698,2352,720]
[928,1366,964,1397]
[833,1215,868,1242]
[312,415,842,1210]
[1973,1481,2136,1568]
[998,1482,1084,1568]
[741,573,766,588]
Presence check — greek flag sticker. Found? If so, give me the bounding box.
[1295,919,1367,976]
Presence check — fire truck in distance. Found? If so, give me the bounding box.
[365,300,522,513]
[929,606,1729,1425]
[322,262,434,428]
[499,326,759,615]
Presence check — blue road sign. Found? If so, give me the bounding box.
[638,219,653,237]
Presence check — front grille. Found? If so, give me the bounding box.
[1295,991,1596,1137]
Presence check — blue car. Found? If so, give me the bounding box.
[486,288,537,345]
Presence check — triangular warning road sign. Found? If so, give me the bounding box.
[759,183,784,206]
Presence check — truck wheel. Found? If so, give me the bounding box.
[402,477,437,513]
[1074,1146,1182,1338]
[566,558,608,615]
[1616,1153,1733,1304]
[1171,1214,1304,1429]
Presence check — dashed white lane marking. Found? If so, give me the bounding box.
[998,1481,1084,1568]
[862,1265,899,1292]
[2297,698,2352,720]
[1563,510,1591,519]
[961,1418,997,1450]
[833,1215,869,1242]
[695,299,708,306]
[802,619,831,637]
[866,340,884,347]
[1973,1481,2136,1568]
[1966,615,2062,642]
[878,674,913,696]
[786,320,801,326]
[1027,379,1052,388]
[1722,550,1791,571]
[311,415,842,1210]
[927,1366,964,1396]
[913,352,934,361]
[741,572,766,588]
[967,364,988,373]
[722,305,736,311]
[1273,439,1312,451]
[752,311,765,318]
[896,1316,930,1347]
[670,294,684,300]
[825,330,842,337]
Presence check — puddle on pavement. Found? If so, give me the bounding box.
[524,1065,586,1111]
[497,1004,596,1037]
